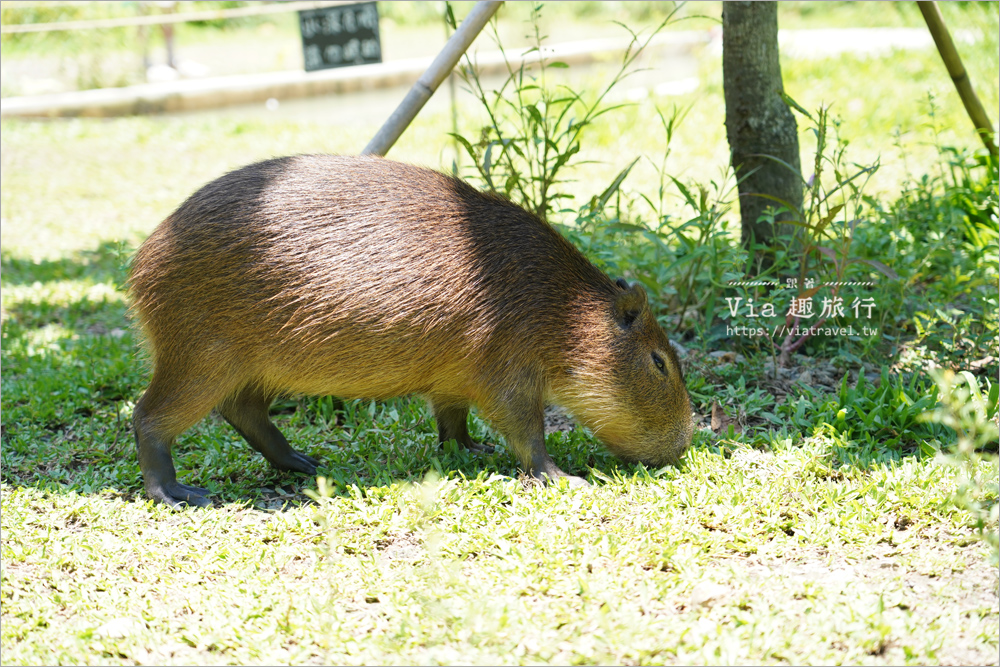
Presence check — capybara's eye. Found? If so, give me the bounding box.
[652,352,666,374]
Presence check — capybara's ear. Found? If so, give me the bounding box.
[613,281,648,328]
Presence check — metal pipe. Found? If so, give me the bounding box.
[362,0,502,156]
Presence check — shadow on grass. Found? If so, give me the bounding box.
[1,240,130,287]
[1,386,952,512]
[0,411,626,511]
[0,236,980,511]
[1,240,135,344]
[0,237,634,509]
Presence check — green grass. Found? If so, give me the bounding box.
[2,7,999,664]
[3,441,997,665]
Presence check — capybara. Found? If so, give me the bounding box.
[129,155,693,507]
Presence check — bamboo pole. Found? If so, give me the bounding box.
[917,1,998,159]
[362,1,502,157]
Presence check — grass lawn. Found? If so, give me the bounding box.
[2,3,998,664]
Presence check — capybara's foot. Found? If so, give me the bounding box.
[464,440,495,454]
[269,449,319,475]
[147,481,213,509]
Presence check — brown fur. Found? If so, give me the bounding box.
[129,154,692,507]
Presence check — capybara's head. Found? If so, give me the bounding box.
[559,280,693,468]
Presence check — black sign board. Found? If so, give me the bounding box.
[299,2,381,72]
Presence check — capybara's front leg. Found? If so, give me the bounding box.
[483,391,589,488]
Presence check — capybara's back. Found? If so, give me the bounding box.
[129,155,692,507]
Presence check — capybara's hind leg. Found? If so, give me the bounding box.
[430,400,494,453]
[217,386,319,474]
[134,375,226,508]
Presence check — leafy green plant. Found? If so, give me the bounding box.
[450,2,684,222]
[921,370,999,558]
[731,103,897,367]
[858,95,1000,376]
[886,94,998,281]
[553,105,745,344]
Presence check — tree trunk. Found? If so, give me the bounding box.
[722,1,803,254]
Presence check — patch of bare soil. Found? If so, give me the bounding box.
[724,543,999,665]
[543,406,578,435]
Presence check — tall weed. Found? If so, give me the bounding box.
[449,1,684,222]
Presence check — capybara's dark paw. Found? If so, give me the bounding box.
[271,449,319,475]
[465,440,495,454]
[149,482,213,509]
